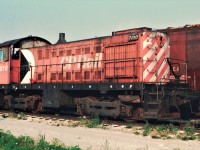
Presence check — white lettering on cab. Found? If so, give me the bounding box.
[0,65,8,72]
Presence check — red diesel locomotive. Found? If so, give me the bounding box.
[0,26,199,121]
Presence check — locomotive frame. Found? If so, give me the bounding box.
[0,26,200,121]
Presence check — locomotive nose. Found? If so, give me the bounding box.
[56,33,67,44]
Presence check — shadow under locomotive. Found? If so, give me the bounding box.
[1,81,200,121]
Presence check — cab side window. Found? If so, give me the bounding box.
[0,49,9,61]
[12,48,19,60]
[0,50,3,61]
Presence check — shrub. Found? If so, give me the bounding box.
[0,129,81,150]
[125,124,133,129]
[168,124,178,134]
[143,122,151,136]
[16,112,27,120]
[80,116,89,126]
[87,115,101,128]
[177,133,196,141]
[184,123,196,135]
[155,124,178,134]
[155,125,167,132]
[17,135,35,149]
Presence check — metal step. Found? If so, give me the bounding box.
[147,102,159,110]
[147,101,159,104]
[148,92,162,95]
[147,109,158,112]
[144,111,158,118]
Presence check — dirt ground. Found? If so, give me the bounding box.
[0,115,200,150]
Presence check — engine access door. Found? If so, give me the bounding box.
[0,49,10,84]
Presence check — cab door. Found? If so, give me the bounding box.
[10,48,20,83]
[0,48,10,84]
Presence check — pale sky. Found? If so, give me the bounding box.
[0,0,199,43]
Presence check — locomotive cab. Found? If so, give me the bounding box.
[0,36,51,85]
[0,36,51,110]
[0,49,9,84]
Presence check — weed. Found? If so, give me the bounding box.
[80,117,89,126]
[101,140,119,150]
[155,125,167,131]
[52,138,65,147]
[143,122,151,136]
[177,133,196,141]
[17,135,34,149]
[9,112,17,118]
[66,145,81,150]
[102,140,111,150]
[17,112,27,120]
[151,134,161,139]
[125,124,133,129]
[70,122,80,128]
[0,130,81,150]
[87,115,101,128]
[198,135,200,141]
[184,123,196,135]
[134,131,140,135]
[155,124,178,134]
[168,124,179,134]
[160,133,168,138]
[35,135,49,149]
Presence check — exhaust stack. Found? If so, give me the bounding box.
[56,33,67,44]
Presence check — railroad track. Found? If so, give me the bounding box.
[0,110,200,131]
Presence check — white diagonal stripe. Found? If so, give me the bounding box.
[21,49,35,84]
[143,40,169,80]
[143,43,158,61]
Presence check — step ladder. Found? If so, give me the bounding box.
[144,92,162,119]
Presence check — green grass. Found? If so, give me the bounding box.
[141,123,199,141]
[143,122,200,141]
[0,129,81,150]
[87,116,101,128]
[143,122,151,136]
[184,123,196,135]
[125,124,133,129]
[155,124,179,135]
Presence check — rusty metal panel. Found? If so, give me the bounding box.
[166,31,187,83]
[105,63,114,77]
[166,27,200,90]
[104,44,139,81]
[169,31,186,61]
[186,29,200,90]
[105,43,138,60]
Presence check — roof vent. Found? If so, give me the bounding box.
[56,33,67,44]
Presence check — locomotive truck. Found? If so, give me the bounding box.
[0,26,200,121]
